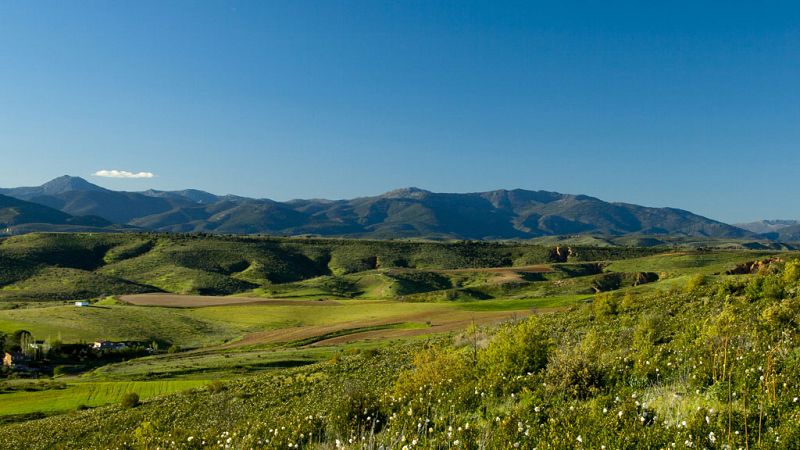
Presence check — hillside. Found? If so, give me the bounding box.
[0,232,665,301]
[1,177,757,240]
[0,194,112,232]
[2,254,799,449]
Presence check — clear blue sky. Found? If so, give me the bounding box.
[1,1,798,223]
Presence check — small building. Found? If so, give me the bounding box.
[92,340,127,351]
[75,301,90,307]
[3,352,27,369]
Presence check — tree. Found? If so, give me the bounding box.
[7,330,32,353]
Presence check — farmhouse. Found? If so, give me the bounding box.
[74,301,90,307]
[92,340,127,351]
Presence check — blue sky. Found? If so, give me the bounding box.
[0,1,798,223]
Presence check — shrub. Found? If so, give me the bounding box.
[685,274,707,293]
[394,345,473,402]
[783,259,800,284]
[120,392,140,409]
[592,292,619,317]
[480,317,550,391]
[207,380,225,393]
[327,380,384,438]
[546,331,608,399]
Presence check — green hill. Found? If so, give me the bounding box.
[0,233,669,301]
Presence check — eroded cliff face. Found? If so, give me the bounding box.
[549,246,576,263]
[724,257,784,275]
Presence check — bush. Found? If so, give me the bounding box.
[394,345,473,401]
[546,331,608,399]
[685,274,707,293]
[480,317,550,391]
[783,259,800,284]
[592,292,619,317]
[207,380,225,393]
[327,380,384,438]
[120,392,140,409]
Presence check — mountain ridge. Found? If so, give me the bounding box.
[0,176,763,240]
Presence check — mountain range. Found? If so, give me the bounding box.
[0,176,789,241]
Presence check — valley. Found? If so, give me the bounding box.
[1,232,797,450]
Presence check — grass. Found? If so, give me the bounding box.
[85,347,340,381]
[456,294,591,311]
[0,232,665,300]
[0,304,242,347]
[0,380,206,416]
[605,250,781,276]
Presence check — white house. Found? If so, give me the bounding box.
[74,301,90,307]
[92,340,127,351]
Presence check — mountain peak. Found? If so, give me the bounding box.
[380,187,431,199]
[41,175,106,195]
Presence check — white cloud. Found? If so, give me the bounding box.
[93,170,156,179]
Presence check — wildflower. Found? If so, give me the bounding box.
[577,435,583,443]
[709,432,716,444]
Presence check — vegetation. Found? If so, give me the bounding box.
[0,233,798,448]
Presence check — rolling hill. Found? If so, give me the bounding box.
[1,176,758,239]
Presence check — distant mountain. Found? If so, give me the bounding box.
[770,224,800,242]
[0,175,108,199]
[0,193,113,232]
[735,220,799,234]
[0,176,758,240]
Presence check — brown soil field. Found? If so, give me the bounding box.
[437,264,553,274]
[120,293,342,308]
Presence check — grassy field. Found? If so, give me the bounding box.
[604,250,781,276]
[0,303,242,347]
[0,380,207,416]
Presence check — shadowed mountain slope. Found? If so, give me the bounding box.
[1,177,755,239]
